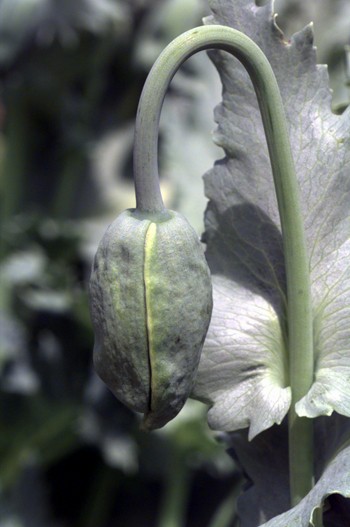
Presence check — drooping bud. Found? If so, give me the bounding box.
[89,208,212,429]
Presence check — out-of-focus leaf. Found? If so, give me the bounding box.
[0,508,24,527]
[0,0,127,66]
[0,312,25,364]
[133,0,207,67]
[80,374,139,473]
[0,310,38,394]
[0,397,79,491]
[1,251,45,285]
[11,460,56,527]
[159,399,237,471]
[0,216,93,400]
[192,0,350,434]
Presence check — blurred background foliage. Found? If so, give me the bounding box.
[0,0,349,526]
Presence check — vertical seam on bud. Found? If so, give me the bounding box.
[144,221,157,417]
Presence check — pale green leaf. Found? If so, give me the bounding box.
[193,0,350,433]
[261,443,350,526]
[226,415,350,526]
[194,275,290,439]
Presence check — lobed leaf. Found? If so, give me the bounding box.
[261,442,350,526]
[193,0,350,435]
[194,275,290,440]
[226,415,350,526]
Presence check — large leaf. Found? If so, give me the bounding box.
[225,414,350,526]
[192,0,350,435]
[194,275,290,439]
[261,427,350,526]
[276,0,350,110]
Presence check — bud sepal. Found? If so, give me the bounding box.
[89,208,213,429]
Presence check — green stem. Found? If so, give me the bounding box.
[52,34,114,219]
[76,465,119,527]
[0,405,78,492]
[207,484,242,527]
[0,95,30,260]
[157,449,190,527]
[133,25,314,505]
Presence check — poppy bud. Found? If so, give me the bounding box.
[89,208,212,429]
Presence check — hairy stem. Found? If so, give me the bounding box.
[133,25,314,505]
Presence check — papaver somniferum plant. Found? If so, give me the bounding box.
[89,0,350,525]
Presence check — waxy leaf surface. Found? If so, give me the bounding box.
[261,443,350,526]
[192,0,350,435]
[226,415,350,526]
[194,275,290,439]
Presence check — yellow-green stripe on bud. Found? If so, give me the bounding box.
[89,208,212,429]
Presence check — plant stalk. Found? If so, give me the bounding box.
[133,25,314,505]
[208,484,242,527]
[0,95,30,260]
[157,449,191,527]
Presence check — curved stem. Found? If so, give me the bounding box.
[133,25,314,505]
